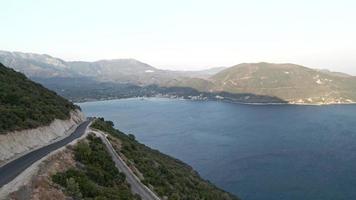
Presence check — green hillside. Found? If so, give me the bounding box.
[163,77,215,92]
[209,63,356,104]
[53,134,140,199]
[0,63,77,133]
[92,118,240,200]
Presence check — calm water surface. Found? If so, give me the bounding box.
[79,98,356,200]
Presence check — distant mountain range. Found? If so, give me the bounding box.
[0,50,219,85]
[1,50,356,104]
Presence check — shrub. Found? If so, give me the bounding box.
[52,135,139,200]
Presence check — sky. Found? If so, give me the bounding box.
[1,0,356,74]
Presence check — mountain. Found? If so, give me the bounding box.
[208,62,356,104]
[317,69,352,78]
[68,59,182,85]
[172,67,227,79]
[1,50,356,104]
[0,50,223,86]
[0,62,77,133]
[0,51,176,85]
[0,51,76,78]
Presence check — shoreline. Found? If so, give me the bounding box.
[75,96,356,106]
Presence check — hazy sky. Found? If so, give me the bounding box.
[1,0,356,74]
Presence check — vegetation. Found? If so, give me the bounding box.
[52,134,140,200]
[92,118,240,200]
[0,63,77,134]
[35,77,285,104]
[3,51,356,104]
[211,62,356,104]
[36,62,356,104]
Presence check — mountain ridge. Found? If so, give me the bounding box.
[1,50,356,104]
[0,50,225,84]
[207,62,356,104]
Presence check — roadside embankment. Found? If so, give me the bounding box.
[0,109,85,164]
[0,118,90,200]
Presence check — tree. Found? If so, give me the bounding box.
[128,134,136,141]
[66,177,83,200]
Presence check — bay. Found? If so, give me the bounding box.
[79,98,356,200]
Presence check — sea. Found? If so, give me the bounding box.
[79,98,356,200]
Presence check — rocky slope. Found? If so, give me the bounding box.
[0,51,75,78]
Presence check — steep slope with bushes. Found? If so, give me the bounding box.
[0,63,78,134]
[53,134,140,199]
[92,118,240,200]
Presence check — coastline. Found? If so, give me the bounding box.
[75,95,356,106]
[79,96,356,200]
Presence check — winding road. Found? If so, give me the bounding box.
[94,130,161,200]
[0,120,91,187]
[0,120,160,200]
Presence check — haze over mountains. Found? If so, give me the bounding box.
[1,50,356,104]
[0,50,217,85]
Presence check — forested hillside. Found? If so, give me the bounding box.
[209,63,356,104]
[0,63,77,133]
[53,134,140,199]
[92,118,240,200]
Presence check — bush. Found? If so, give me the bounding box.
[66,177,83,200]
[52,135,139,200]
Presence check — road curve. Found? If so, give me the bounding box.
[94,130,161,200]
[0,120,91,187]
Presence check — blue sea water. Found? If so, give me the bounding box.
[79,98,356,200]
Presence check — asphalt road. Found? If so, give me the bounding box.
[95,131,161,200]
[0,120,90,187]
